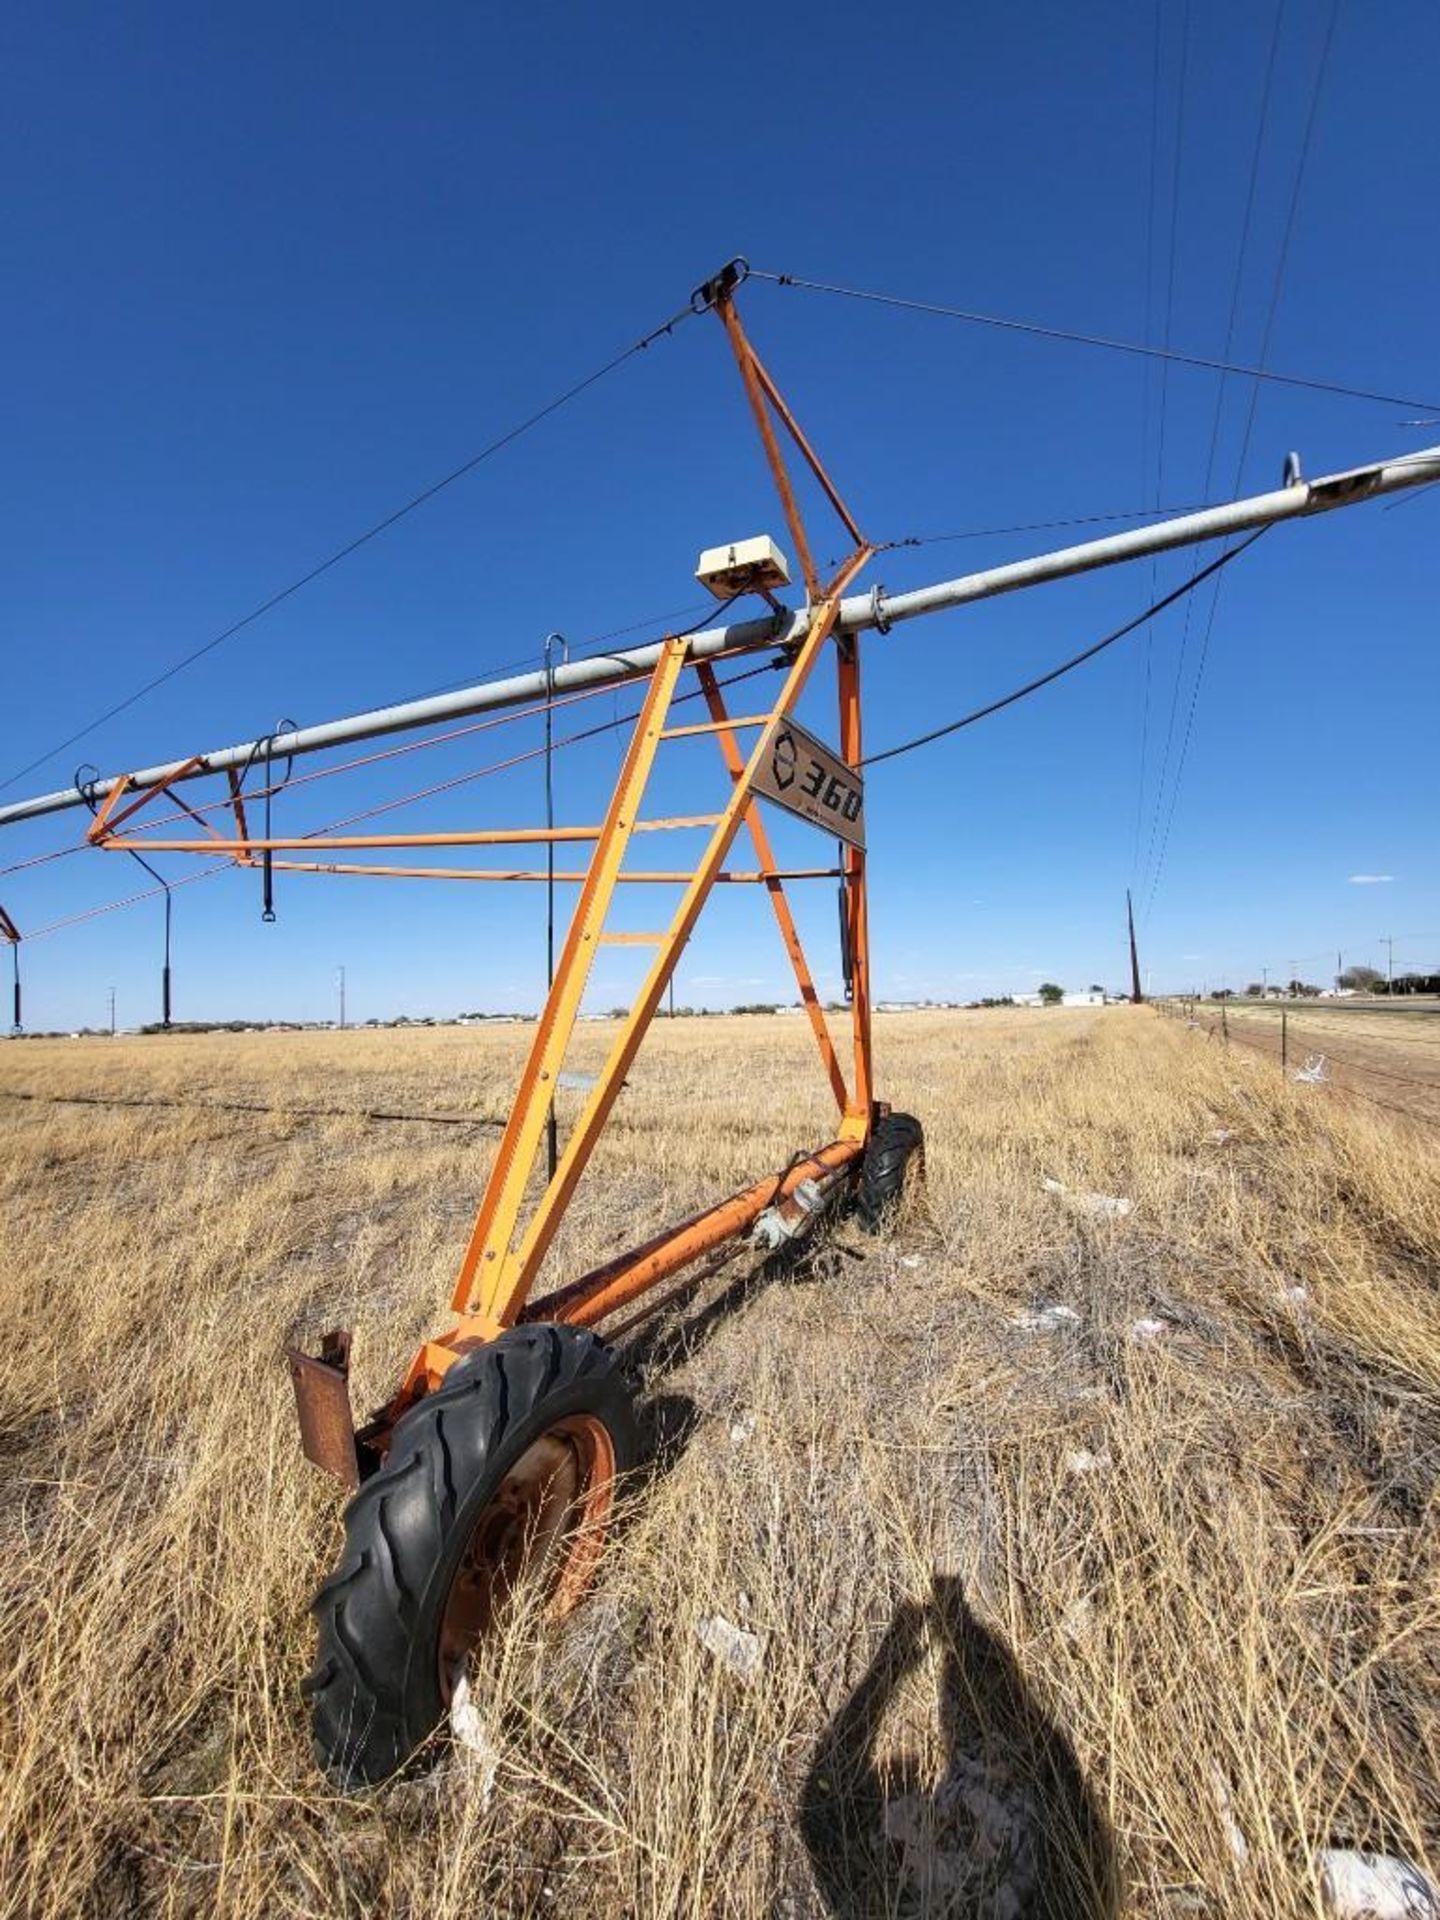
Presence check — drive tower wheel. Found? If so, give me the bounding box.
[857,1110,925,1230]
[305,1322,635,1787]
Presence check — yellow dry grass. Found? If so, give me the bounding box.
[0,1007,1437,1917]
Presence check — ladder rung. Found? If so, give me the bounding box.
[632,814,724,832]
[597,930,669,946]
[658,716,771,741]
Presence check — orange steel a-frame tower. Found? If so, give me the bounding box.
[82,259,889,1478]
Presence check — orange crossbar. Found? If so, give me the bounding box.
[658,715,770,741]
[93,815,727,858]
[264,861,844,883]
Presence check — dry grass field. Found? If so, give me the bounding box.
[1,1006,1437,1917]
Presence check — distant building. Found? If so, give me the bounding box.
[1013,989,1107,1008]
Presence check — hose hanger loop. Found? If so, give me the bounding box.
[253,717,297,923]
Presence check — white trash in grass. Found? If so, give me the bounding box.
[1064,1447,1111,1475]
[1129,1316,1170,1344]
[728,1412,756,1446]
[696,1613,763,1681]
[1208,1762,1249,1865]
[1318,1850,1440,1918]
[1294,1054,1329,1085]
[1206,1128,1235,1145]
[1059,1594,1095,1642]
[1013,1302,1083,1333]
[883,1754,1042,1914]
[1042,1177,1134,1220]
[449,1675,501,1805]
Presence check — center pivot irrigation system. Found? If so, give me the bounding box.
[2,259,1437,1784]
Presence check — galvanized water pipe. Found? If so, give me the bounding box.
[1,442,1435,829]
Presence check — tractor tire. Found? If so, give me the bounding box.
[305,1322,635,1787]
[857,1111,925,1230]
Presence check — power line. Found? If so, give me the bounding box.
[1137,0,1287,907]
[0,301,697,798]
[1131,0,1167,875]
[1134,0,1192,877]
[1143,0,1339,921]
[861,531,1266,769]
[750,269,1439,415]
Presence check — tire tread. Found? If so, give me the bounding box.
[307,1323,632,1786]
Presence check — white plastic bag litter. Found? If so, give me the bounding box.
[449,1675,500,1805]
[1042,1177,1134,1219]
[696,1613,763,1681]
[1129,1317,1170,1344]
[1318,1850,1439,1918]
[1294,1054,1329,1085]
[1207,1762,1249,1865]
[1064,1448,1111,1475]
[1013,1303,1083,1332]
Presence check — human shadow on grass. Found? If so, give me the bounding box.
[800,1575,1118,1919]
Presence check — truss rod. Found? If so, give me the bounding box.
[2,441,1435,830]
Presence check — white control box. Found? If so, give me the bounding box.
[695,534,792,601]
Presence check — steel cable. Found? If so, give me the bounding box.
[0,302,697,796]
[861,532,1266,768]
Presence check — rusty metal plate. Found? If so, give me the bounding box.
[752,720,865,850]
[288,1332,360,1489]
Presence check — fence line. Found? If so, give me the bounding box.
[1154,997,1440,1126]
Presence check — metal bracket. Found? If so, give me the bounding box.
[868,584,892,634]
[287,1328,361,1489]
[690,256,750,314]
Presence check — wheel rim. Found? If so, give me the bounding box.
[437,1413,616,1700]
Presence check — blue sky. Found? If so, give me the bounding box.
[3,1,1436,1028]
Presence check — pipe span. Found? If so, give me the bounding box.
[1,442,1435,830]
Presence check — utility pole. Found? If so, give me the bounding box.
[337,965,346,1030]
[1383,933,1394,993]
[1126,890,1143,1004]
[1261,965,1268,995]
[108,985,116,1037]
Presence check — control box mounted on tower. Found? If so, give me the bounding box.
[695,534,791,600]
